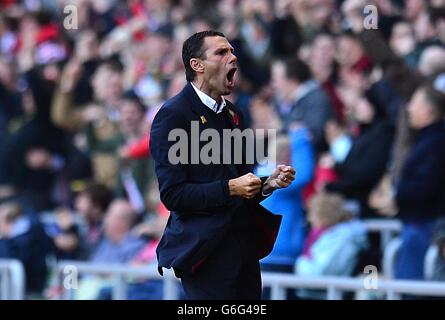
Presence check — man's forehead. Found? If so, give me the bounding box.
[204,36,233,50]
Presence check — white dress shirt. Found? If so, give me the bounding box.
[191,82,226,113]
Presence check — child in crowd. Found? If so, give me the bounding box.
[295,192,368,299]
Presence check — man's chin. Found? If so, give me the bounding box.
[223,83,235,95]
[221,89,232,96]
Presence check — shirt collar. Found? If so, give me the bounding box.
[294,80,318,103]
[191,82,226,114]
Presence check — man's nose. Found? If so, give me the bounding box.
[229,52,237,65]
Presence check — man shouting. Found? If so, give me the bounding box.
[150,30,295,300]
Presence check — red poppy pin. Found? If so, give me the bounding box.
[228,109,239,126]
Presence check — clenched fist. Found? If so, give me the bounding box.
[262,165,296,195]
[229,173,262,199]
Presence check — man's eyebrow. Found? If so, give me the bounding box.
[214,46,235,53]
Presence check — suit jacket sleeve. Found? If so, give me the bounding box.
[150,107,231,213]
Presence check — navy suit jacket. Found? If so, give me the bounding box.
[150,83,282,276]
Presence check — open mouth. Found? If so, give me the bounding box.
[226,67,237,87]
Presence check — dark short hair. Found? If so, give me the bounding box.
[121,90,147,113]
[283,57,312,83]
[81,183,113,213]
[100,55,124,74]
[182,30,225,82]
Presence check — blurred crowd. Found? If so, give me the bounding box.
[1,0,445,299]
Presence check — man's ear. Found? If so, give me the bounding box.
[190,58,204,74]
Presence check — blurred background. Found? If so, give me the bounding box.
[1,0,445,300]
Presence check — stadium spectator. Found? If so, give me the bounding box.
[295,192,368,299]
[324,90,394,217]
[51,58,124,188]
[111,92,154,206]
[337,31,373,80]
[90,198,145,264]
[271,57,334,154]
[308,33,345,123]
[259,127,315,273]
[75,198,146,299]
[45,207,81,260]
[389,20,417,69]
[394,79,445,280]
[234,0,275,89]
[0,202,52,295]
[74,182,113,259]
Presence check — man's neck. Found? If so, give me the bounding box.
[192,80,222,104]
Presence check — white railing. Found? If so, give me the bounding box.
[424,245,439,280]
[54,261,445,300]
[0,259,26,300]
[262,272,445,300]
[382,237,402,278]
[55,261,180,300]
[382,237,439,281]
